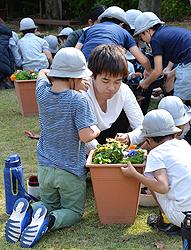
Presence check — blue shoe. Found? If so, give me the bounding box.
[5,198,31,243]
[20,204,48,248]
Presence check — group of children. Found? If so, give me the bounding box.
[3,4,191,248]
[0,16,74,90]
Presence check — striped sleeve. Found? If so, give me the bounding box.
[74,95,97,131]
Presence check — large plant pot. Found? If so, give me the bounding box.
[14,80,39,116]
[86,150,145,225]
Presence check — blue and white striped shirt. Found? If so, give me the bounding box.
[36,76,97,179]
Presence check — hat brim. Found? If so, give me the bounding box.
[20,25,37,31]
[47,68,92,78]
[98,13,129,25]
[134,21,164,36]
[140,126,181,138]
[174,112,191,126]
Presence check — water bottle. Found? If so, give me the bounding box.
[181,212,191,250]
[4,154,25,215]
[27,175,40,200]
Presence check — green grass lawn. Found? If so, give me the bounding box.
[0,89,182,249]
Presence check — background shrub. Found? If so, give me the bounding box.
[161,0,191,20]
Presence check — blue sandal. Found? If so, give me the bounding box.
[5,198,31,243]
[20,204,48,248]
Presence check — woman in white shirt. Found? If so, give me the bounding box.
[83,44,144,147]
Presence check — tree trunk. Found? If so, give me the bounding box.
[44,0,60,19]
[138,0,161,17]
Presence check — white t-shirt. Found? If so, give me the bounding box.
[145,138,191,212]
[83,82,144,133]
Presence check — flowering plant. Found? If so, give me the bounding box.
[92,139,145,164]
[10,70,39,81]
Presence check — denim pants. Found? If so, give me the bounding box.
[38,165,86,230]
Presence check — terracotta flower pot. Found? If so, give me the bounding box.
[86,150,145,225]
[14,80,39,116]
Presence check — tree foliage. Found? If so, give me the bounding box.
[2,0,191,22]
[161,0,191,21]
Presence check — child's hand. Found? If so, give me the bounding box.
[79,77,92,92]
[38,69,50,78]
[121,162,137,178]
[137,79,150,90]
[131,72,142,79]
[115,133,130,145]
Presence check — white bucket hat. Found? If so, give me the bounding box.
[48,47,92,78]
[20,17,37,31]
[44,35,59,54]
[140,109,181,138]
[158,96,191,126]
[126,9,142,29]
[134,12,164,36]
[98,6,128,25]
[58,27,73,37]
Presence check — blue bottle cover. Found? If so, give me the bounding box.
[4,154,25,215]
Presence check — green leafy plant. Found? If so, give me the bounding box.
[10,70,38,81]
[92,139,145,164]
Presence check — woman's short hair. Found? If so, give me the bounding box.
[88,44,128,78]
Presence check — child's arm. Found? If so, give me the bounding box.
[129,45,152,74]
[138,55,163,90]
[75,42,83,50]
[43,49,53,64]
[79,125,100,143]
[121,162,169,194]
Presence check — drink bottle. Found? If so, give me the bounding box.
[4,154,25,215]
[181,212,191,250]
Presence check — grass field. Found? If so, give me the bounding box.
[0,89,182,249]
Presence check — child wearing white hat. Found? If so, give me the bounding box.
[121,109,191,235]
[57,27,73,46]
[125,9,142,34]
[158,96,191,141]
[75,5,151,75]
[116,95,191,147]
[18,17,52,70]
[44,34,59,57]
[5,47,100,248]
[134,12,191,103]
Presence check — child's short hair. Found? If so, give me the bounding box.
[88,44,128,78]
[88,5,107,23]
[22,28,36,35]
[151,134,175,143]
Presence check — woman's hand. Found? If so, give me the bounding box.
[121,162,138,178]
[115,133,130,145]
